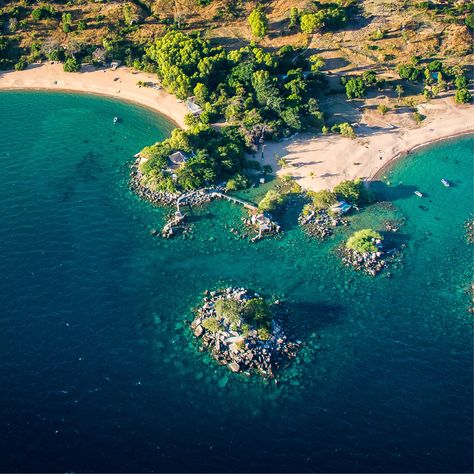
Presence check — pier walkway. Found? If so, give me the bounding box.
[208,191,258,212]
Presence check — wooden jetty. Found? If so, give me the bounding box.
[208,191,258,212]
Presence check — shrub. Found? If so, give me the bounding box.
[413,111,425,125]
[258,189,285,213]
[202,317,220,333]
[300,13,322,33]
[370,28,385,40]
[257,327,271,340]
[455,88,472,104]
[454,75,469,89]
[215,299,241,325]
[307,190,337,210]
[31,6,55,21]
[465,13,474,30]
[14,57,27,71]
[289,7,299,29]
[225,174,249,192]
[397,64,421,81]
[339,122,356,138]
[346,229,383,254]
[248,6,268,39]
[377,104,389,115]
[333,179,369,204]
[242,298,272,329]
[63,57,80,72]
[344,77,366,99]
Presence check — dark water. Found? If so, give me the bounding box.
[0,91,472,473]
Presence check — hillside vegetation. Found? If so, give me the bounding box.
[1,0,472,192]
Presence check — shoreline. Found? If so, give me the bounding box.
[0,62,189,129]
[261,97,474,192]
[372,129,474,180]
[1,63,472,192]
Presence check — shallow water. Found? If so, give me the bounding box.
[0,91,472,473]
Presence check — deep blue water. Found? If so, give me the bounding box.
[0,91,472,473]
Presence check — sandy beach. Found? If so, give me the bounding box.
[1,63,472,191]
[0,62,189,128]
[261,96,474,191]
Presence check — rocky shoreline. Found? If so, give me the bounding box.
[299,209,348,240]
[340,247,387,276]
[190,288,300,378]
[130,161,281,241]
[130,165,215,207]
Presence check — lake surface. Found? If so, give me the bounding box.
[0,91,472,473]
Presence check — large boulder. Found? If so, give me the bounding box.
[228,362,240,373]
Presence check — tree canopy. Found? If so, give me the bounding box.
[248,6,268,39]
[346,229,383,254]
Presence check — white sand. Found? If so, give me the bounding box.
[1,64,472,190]
[261,97,474,191]
[0,62,189,128]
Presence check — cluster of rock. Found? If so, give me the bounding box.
[384,219,405,233]
[242,214,281,242]
[130,166,214,207]
[299,209,348,240]
[468,283,474,314]
[465,218,474,244]
[340,247,387,276]
[190,288,300,378]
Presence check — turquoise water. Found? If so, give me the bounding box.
[0,91,472,472]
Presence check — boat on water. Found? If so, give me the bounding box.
[441,178,450,187]
[414,191,423,197]
[113,116,119,124]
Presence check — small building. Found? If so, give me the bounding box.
[330,200,352,215]
[186,97,203,116]
[168,151,190,167]
[251,213,272,232]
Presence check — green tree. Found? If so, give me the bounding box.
[193,82,208,105]
[14,57,27,71]
[300,13,322,33]
[455,88,472,104]
[258,189,284,213]
[339,122,356,138]
[455,75,468,89]
[248,6,268,39]
[333,179,367,204]
[242,298,272,329]
[309,54,325,73]
[215,299,241,324]
[63,56,80,72]
[289,7,299,29]
[61,13,72,32]
[395,84,404,101]
[344,77,366,99]
[397,63,421,81]
[346,229,383,254]
[307,190,337,210]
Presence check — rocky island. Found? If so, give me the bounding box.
[190,288,300,378]
[340,228,387,276]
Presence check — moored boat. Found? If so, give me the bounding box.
[441,178,450,187]
[414,191,423,197]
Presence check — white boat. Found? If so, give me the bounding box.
[441,178,450,187]
[414,191,423,197]
[113,116,118,124]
